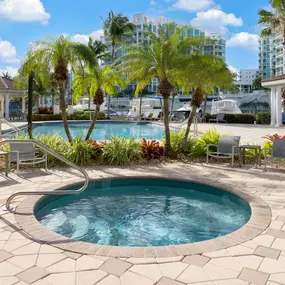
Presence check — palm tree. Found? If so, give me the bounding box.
[179,56,234,151]
[258,0,285,45]
[18,36,96,143]
[88,38,109,61]
[73,65,125,140]
[118,24,203,156]
[1,72,12,80]
[103,10,135,116]
[103,10,135,62]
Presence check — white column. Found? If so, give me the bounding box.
[4,94,9,120]
[271,88,276,126]
[22,97,26,113]
[275,86,283,127]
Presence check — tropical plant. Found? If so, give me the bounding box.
[180,56,233,151]
[102,137,142,165]
[118,23,204,156]
[1,71,12,80]
[88,38,109,61]
[264,133,285,142]
[17,36,96,143]
[73,65,125,140]
[170,131,195,154]
[258,0,285,45]
[103,10,135,116]
[141,139,164,160]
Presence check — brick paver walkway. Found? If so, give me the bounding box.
[0,163,285,285]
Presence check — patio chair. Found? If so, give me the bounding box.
[209,113,227,123]
[9,142,48,174]
[143,112,150,120]
[264,138,285,169]
[151,111,161,121]
[206,136,241,167]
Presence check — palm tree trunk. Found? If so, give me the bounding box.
[163,96,172,156]
[180,106,197,151]
[85,104,100,140]
[203,94,208,113]
[59,84,73,143]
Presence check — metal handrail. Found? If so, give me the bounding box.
[0,140,89,210]
[0,119,21,136]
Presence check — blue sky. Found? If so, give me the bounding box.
[0,0,269,77]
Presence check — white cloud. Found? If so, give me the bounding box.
[150,0,158,5]
[191,9,243,35]
[0,0,50,24]
[71,30,104,45]
[0,66,18,77]
[227,32,259,51]
[0,39,19,64]
[173,0,216,12]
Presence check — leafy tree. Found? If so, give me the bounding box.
[88,38,109,61]
[118,24,204,156]
[179,56,234,151]
[17,36,96,143]
[258,0,285,45]
[73,65,125,140]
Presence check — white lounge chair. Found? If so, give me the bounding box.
[206,136,241,167]
[9,142,48,174]
[150,111,161,121]
[264,138,285,169]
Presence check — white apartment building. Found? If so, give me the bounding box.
[259,33,284,79]
[233,69,260,93]
[102,13,226,93]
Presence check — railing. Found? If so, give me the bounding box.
[0,119,21,136]
[0,140,89,210]
[175,117,199,137]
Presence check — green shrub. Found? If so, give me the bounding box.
[189,128,220,157]
[262,141,272,156]
[32,111,106,121]
[102,137,142,165]
[256,112,271,124]
[170,131,195,153]
[204,113,255,124]
[224,114,255,124]
[65,137,94,166]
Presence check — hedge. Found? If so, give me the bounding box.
[204,113,255,124]
[32,111,106,121]
[256,112,271,125]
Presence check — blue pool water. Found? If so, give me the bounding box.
[32,122,165,140]
[35,179,251,247]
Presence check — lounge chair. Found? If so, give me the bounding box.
[264,138,285,169]
[9,142,48,174]
[209,113,227,123]
[143,112,150,120]
[150,111,161,121]
[206,136,241,166]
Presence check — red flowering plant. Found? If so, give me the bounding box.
[141,139,164,161]
[85,140,103,158]
[263,134,285,142]
[39,106,53,114]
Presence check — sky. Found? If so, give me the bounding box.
[0,0,270,77]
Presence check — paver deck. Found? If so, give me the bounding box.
[0,163,285,285]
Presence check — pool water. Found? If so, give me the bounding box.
[32,122,165,140]
[35,179,251,247]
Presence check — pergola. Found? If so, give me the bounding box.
[262,74,285,127]
[0,76,25,120]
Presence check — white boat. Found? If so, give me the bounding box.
[211,99,242,115]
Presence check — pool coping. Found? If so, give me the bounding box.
[14,175,271,258]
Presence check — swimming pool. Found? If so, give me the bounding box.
[35,178,251,247]
[32,121,165,140]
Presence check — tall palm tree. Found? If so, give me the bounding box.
[258,0,285,45]
[179,56,234,151]
[18,36,96,143]
[103,10,135,62]
[73,65,125,140]
[118,24,204,156]
[88,38,109,61]
[1,72,12,80]
[103,10,135,116]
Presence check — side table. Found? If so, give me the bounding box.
[0,151,9,177]
[239,145,261,167]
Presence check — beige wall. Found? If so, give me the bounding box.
[0,94,4,119]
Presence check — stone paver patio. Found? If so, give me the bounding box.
[0,163,285,285]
